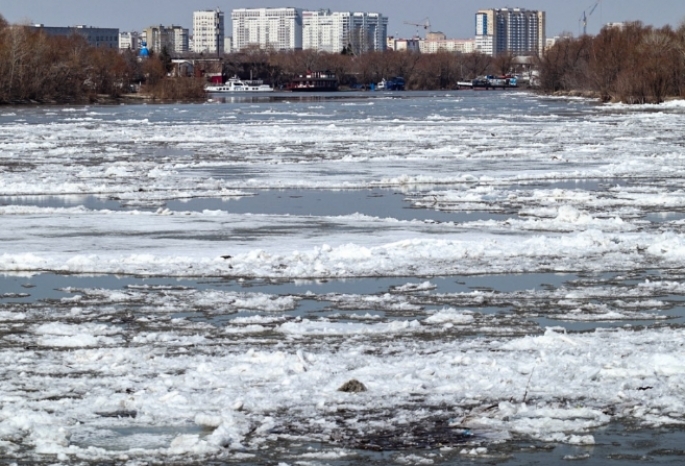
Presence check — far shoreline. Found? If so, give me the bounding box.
[3,89,684,107]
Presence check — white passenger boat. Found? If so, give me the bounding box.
[206,75,274,93]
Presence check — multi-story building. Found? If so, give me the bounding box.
[475,8,545,56]
[171,26,189,54]
[417,32,475,54]
[387,36,421,52]
[232,7,303,51]
[303,10,387,54]
[193,9,225,54]
[347,12,388,54]
[119,31,140,51]
[143,25,189,54]
[302,9,345,53]
[388,33,473,54]
[30,25,119,48]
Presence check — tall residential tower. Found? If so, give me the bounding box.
[303,10,388,54]
[475,8,545,56]
[231,8,303,51]
[143,25,189,53]
[193,9,225,54]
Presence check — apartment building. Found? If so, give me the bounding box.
[303,10,388,54]
[347,12,388,54]
[232,7,303,51]
[387,36,421,52]
[143,25,189,54]
[419,39,475,54]
[475,8,545,56]
[119,31,140,51]
[419,32,475,54]
[30,25,119,48]
[302,9,346,53]
[193,9,225,54]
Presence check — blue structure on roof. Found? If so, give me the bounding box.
[139,40,150,58]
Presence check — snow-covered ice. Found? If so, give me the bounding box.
[2,91,685,463]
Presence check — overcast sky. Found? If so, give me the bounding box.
[2,1,684,39]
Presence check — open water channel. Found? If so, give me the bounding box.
[3,91,685,464]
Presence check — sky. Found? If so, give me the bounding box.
[2,0,684,39]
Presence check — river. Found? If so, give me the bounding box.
[2,91,685,464]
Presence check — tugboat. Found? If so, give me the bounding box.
[206,75,273,93]
[287,70,338,92]
[377,77,405,91]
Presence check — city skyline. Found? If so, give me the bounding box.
[2,0,684,40]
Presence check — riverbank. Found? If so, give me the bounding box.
[541,88,685,104]
[539,22,685,104]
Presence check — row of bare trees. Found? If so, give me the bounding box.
[539,22,685,103]
[0,16,205,103]
[217,47,516,91]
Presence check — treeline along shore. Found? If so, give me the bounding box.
[2,13,684,104]
[0,16,206,104]
[539,21,685,103]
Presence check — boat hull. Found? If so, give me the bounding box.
[206,87,273,93]
[205,75,274,93]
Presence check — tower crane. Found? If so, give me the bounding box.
[403,18,431,38]
[581,0,602,35]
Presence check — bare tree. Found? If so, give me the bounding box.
[461,52,492,80]
[492,52,515,76]
[640,28,677,103]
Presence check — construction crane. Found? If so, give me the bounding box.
[581,0,602,35]
[403,18,431,38]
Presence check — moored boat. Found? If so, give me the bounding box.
[287,71,338,92]
[376,77,405,91]
[206,75,274,93]
[458,75,518,90]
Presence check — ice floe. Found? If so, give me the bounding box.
[3,92,685,463]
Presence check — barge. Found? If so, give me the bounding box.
[287,71,338,92]
[458,75,518,90]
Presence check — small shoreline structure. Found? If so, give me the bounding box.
[286,70,338,92]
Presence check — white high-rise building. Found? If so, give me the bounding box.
[303,10,388,54]
[171,26,189,53]
[303,10,346,53]
[475,8,545,56]
[193,9,225,54]
[349,12,387,54]
[232,7,303,51]
[143,25,189,53]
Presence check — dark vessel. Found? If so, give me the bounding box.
[378,77,405,91]
[287,70,338,92]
